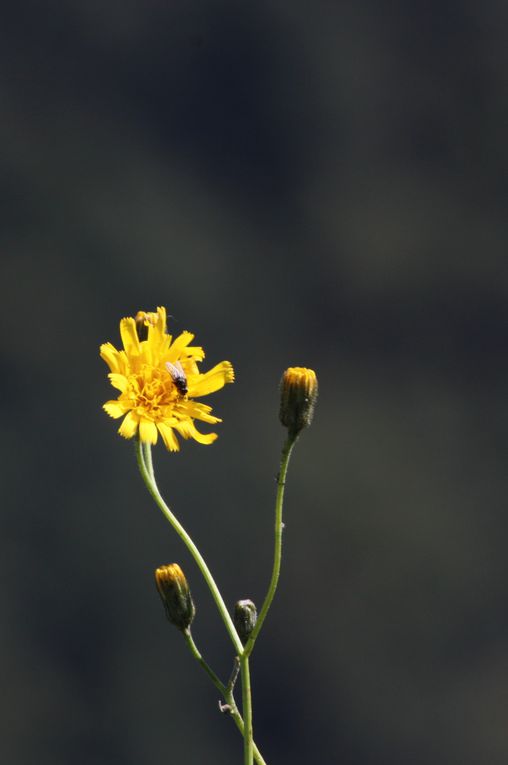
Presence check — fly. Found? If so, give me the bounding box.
[166,361,188,396]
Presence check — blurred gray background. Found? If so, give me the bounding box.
[2,1,508,763]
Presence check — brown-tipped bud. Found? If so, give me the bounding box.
[279,367,318,438]
[234,599,257,645]
[155,563,196,632]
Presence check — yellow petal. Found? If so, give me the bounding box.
[103,400,129,419]
[186,346,205,362]
[146,308,171,364]
[108,373,128,392]
[118,410,139,439]
[177,400,222,424]
[114,349,129,375]
[100,342,122,373]
[155,306,167,333]
[175,419,218,445]
[139,418,158,444]
[167,331,195,361]
[157,421,180,451]
[120,317,141,357]
[188,361,234,397]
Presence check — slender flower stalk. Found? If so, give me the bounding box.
[135,439,244,655]
[244,436,295,657]
[238,430,297,761]
[142,439,155,482]
[183,629,226,696]
[240,654,254,765]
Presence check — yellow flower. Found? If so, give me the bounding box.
[100,306,234,451]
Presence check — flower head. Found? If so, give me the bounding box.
[100,307,234,451]
[155,563,195,631]
[279,366,318,439]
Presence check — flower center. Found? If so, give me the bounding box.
[128,366,181,417]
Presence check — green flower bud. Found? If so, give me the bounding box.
[234,599,257,645]
[279,367,318,439]
[155,563,196,632]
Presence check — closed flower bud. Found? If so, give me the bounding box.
[155,563,196,632]
[279,367,318,438]
[234,599,257,645]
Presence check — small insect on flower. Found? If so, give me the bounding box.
[166,361,188,396]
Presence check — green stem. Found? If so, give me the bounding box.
[227,656,241,694]
[183,633,267,765]
[234,436,297,762]
[231,713,266,765]
[244,436,295,657]
[135,439,244,655]
[226,689,266,765]
[142,440,155,482]
[240,654,254,765]
[183,629,226,695]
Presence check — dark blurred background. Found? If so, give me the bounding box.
[2,1,508,763]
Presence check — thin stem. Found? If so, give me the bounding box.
[135,439,244,655]
[183,629,226,696]
[182,633,267,765]
[234,436,297,763]
[240,654,254,765]
[227,656,241,695]
[142,440,155,482]
[227,698,267,765]
[244,436,295,657]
